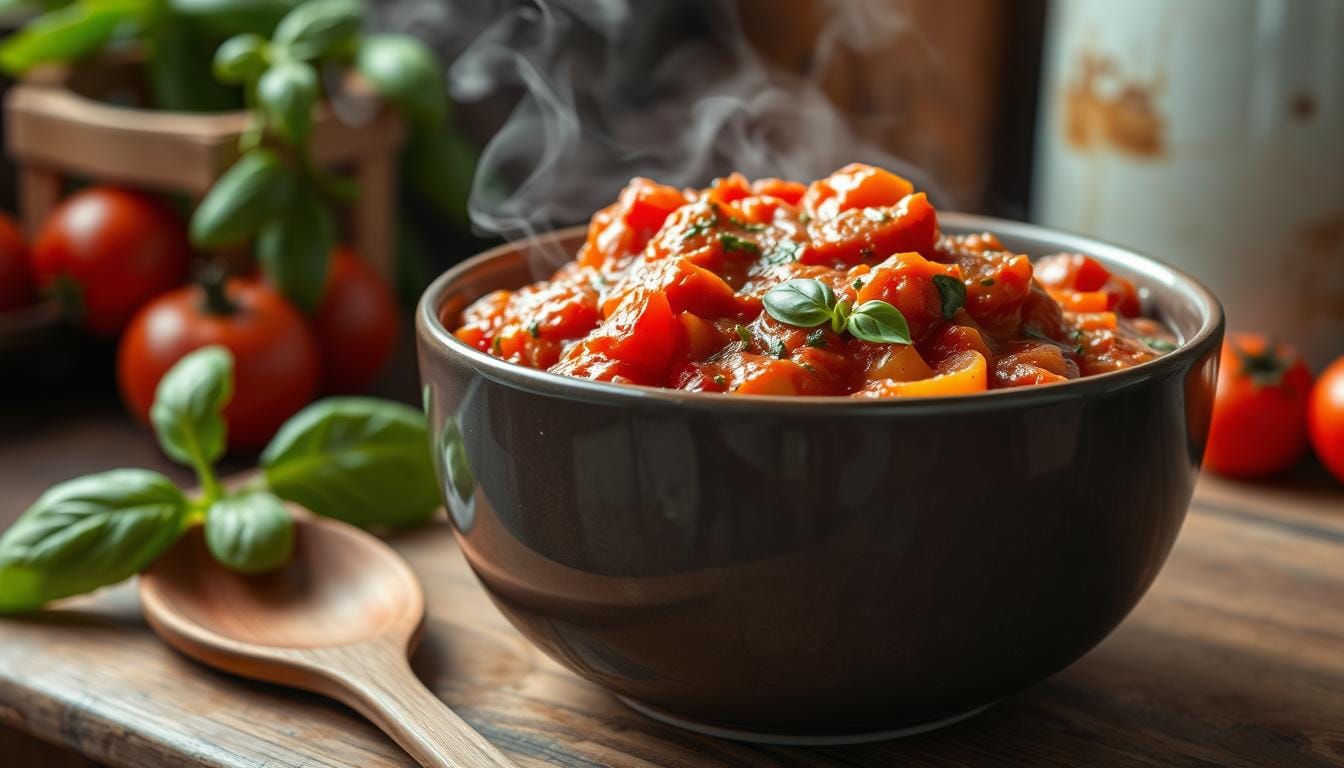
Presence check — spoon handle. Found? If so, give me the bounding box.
[324,646,519,768]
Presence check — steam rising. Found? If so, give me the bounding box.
[383,0,943,270]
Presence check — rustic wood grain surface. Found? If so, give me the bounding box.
[2,379,1342,768]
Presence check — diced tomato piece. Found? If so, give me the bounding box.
[731,195,784,226]
[658,258,742,318]
[679,312,725,359]
[803,193,939,268]
[726,354,809,396]
[621,178,689,231]
[922,323,994,369]
[854,251,958,342]
[752,178,807,205]
[803,163,916,221]
[1072,311,1118,331]
[962,252,1034,336]
[1036,253,1111,292]
[705,173,753,205]
[596,288,680,375]
[1049,289,1110,313]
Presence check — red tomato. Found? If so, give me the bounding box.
[310,247,400,394]
[1308,356,1344,484]
[118,276,320,452]
[803,192,938,267]
[31,188,191,335]
[1204,334,1313,478]
[0,213,33,311]
[803,163,915,221]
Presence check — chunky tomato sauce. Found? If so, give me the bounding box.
[453,164,1174,397]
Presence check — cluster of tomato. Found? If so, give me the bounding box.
[1206,334,1344,485]
[0,187,399,450]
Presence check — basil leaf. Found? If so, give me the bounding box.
[1142,336,1178,352]
[261,398,440,528]
[273,0,362,61]
[191,149,295,248]
[762,278,835,328]
[356,35,446,129]
[846,300,912,345]
[151,346,234,472]
[205,491,293,574]
[213,33,269,83]
[255,185,333,311]
[0,470,188,612]
[932,274,966,320]
[257,59,318,144]
[0,0,147,75]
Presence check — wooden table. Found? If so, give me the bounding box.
[2,371,1342,767]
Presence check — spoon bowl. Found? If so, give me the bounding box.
[140,513,517,768]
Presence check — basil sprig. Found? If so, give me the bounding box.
[763,278,912,345]
[0,346,442,613]
[932,274,966,320]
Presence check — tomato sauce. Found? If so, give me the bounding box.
[454,164,1175,397]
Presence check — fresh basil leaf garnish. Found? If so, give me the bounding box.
[150,346,233,497]
[0,470,189,613]
[261,398,440,529]
[205,491,294,574]
[763,278,836,328]
[846,300,913,345]
[932,274,966,320]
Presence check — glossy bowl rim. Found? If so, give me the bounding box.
[417,212,1224,413]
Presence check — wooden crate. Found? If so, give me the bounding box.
[4,52,406,280]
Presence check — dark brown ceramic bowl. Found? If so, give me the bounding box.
[415,214,1223,744]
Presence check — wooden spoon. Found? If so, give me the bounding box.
[139,514,518,768]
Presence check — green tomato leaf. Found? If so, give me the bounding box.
[0,0,147,75]
[0,470,189,613]
[213,33,268,83]
[255,186,333,311]
[356,35,446,129]
[150,346,234,472]
[261,398,440,529]
[145,7,243,112]
[273,0,362,61]
[932,274,966,320]
[191,149,295,248]
[762,278,836,329]
[257,59,318,144]
[846,300,912,345]
[204,491,293,574]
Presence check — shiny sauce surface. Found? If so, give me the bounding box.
[454,164,1174,397]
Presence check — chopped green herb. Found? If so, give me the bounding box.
[805,329,827,348]
[1142,337,1179,352]
[768,338,788,359]
[798,213,812,224]
[800,362,817,375]
[727,214,766,232]
[853,278,866,291]
[1024,326,1053,344]
[680,204,721,241]
[491,336,502,354]
[932,274,966,320]
[526,321,541,339]
[735,324,752,343]
[1074,344,1086,356]
[980,278,995,286]
[720,233,761,256]
[767,240,802,264]
[713,374,727,387]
